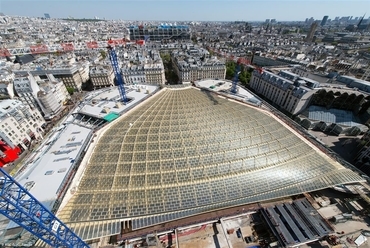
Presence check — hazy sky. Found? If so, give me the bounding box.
[0,0,369,22]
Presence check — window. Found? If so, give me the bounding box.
[45,170,54,175]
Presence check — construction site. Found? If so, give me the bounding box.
[2,10,370,247]
[2,77,370,247]
[46,83,368,246]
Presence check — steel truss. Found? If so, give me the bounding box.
[107,46,128,103]
[0,168,89,248]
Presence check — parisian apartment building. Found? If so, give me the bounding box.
[0,99,45,151]
[89,65,115,89]
[171,44,226,83]
[13,74,70,120]
[120,47,165,85]
[250,70,320,115]
[0,69,15,100]
[14,56,90,92]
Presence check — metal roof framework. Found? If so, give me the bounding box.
[261,198,333,247]
[58,87,364,241]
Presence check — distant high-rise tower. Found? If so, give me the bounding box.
[320,16,329,26]
[44,13,50,19]
[306,22,318,42]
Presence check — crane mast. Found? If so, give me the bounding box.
[107,45,128,103]
[0,168,89,248]
[231,62,241,94]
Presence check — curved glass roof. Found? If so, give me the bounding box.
[59,87,363,240]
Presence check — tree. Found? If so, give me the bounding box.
[160,53,179,84]
[160,53,171,63]
[225,61,236,80]
[100,50,107,60]
[239,70,248,85]
[66,87,75,95]
[238,67,252,86]
[226,67,235,79]
[225,61,252,86]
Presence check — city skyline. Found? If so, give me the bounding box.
[0,0,369,22]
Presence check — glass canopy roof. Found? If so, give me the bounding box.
[58,87,364,240]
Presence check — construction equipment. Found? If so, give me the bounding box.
[107,45,128,103]
[0,167,89,247]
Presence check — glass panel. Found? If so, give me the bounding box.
[61,87,364,241]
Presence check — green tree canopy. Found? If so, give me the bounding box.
[225,60,252,87]
[66,87,75,95]
[160,53,179,84]
[100,50,107,60]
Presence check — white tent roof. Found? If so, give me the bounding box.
[355,234,367,247]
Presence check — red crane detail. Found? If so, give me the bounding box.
[0,140,21,167]
[30,44,49,54]
[0,48,10,57]
[61,43,74,52]
[86,41,99,49]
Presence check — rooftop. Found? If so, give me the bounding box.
[0,99,23,116]
[129,25,189,29]
[262,198,332,247]
[58,87,363,241]
[305,105,362,127]
[74,84,159,120]
[195,79,262,106]
[7,123,92,229]
[15,124,92,208]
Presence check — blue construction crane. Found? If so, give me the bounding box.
[0,168,89,248]
[230,62,241,94]
[144,35,150,42]
[107,45,128,103]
